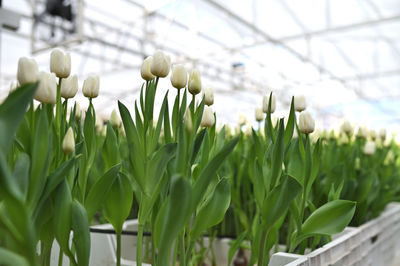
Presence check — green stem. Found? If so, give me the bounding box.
[258,229,269,266]
[58,248,63,266]
[179,231,186,266]
[190,94,195,113]
[136,224,144,266]
[172,240,178,266]
[154,77,159,90]
[41,242,52,266]
[116,232,121,266]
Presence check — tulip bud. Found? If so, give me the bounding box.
[101,125,107,137]
[369,130,376,140]
[170,64,187,89]
[384,150,394,165]
[262,93,276,113]
[150,50,170,77]
[183,108,193,133]
[110,109,120,129]
[379,128,386,140]
[141,56,155,81]
[35,71,57,104]
[238,113,246,126]
[82,75,100,98]
[255,107,264,122]
[188,69,201,95]
[74,102,82,119]
[329,129,336,140]
[201,106,215,128]
[9,80,19,93]
[60,75,78,99]
[62,127,75,155]
[356,125,368,139]
[50,49,71,78]
[203,87,214,106]
[17,57,39,85]
[298,111,315,134]
[294,95,306,112]
[244,122,252,136]
[95,116,104,132]
[363,141,376,156]
[340,119,353,137]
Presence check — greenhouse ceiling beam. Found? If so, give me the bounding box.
[340,69,400,81]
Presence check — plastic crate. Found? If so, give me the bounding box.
[269,202,400,266]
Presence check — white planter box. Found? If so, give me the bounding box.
[269,202,400,266]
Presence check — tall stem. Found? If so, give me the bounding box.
[179,231,186,266]
[116,232,121,266]
[58,248,63,266]
[136,224,144,266]
[258,229,268,266]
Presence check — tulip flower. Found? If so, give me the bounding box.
[369,130,376,140]
[60,75,78,99]
[201,106,215,128]
[62,127,75,155]
[17,57,39,85]
[298,111,315,134]
[141,56,155,81]
[255,107,264,122]
[262,93,276,113]
[35,71,57,104]
[363,141,376,156]
[110,109,120,129]
[75,102,82,119]
[183,108,193,133]
[379,128,386,140]
[203,87,214,106]
[238,114,246,126]
[188,69,201,95]
[150,50,171,78]
[170,64,187,89]
[294,95,306,112]
[82,75,100,98]
[95,115,104,132]
[340,119,353,137]
[50,49,71,78]
[356,125,368,139]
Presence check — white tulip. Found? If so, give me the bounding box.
[203,87,214,106]
[356,125,368,138]
[17,57,39,85]
[244,122,252,136]
[384,150,394,165]
[188,69,201,95]
[183,108,193,133]
[255,107,264,122]
[74,102,82,119]
[294,95,306,112]
[150,50,170,78]
[95,116,104,132]
[369,130,376,140]
[110,109,120,129]
[170,64,187,89]
[363,141,376,156]
[298,111,315,134]
[50,49,71,78]
[379,128,386,140]
[35,71,57,104]
[141,56,155,81]
[62,127,75,155]
[238,113,246,126]
[262,93,276,113]
[340,119,353,137]
[60,75,78,99]
[200,106,215,128]
[82,75,100,98]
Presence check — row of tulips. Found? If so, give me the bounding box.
[0,48,398,266]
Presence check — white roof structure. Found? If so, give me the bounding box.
[1,0,400,133]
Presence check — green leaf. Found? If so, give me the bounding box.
[228,232,247,266]
[71,200,91,266]
[296,200,356,244]
[102,123,121,169]
[13,153,30,200]
[253,159,265,208]
[190,129,207,164]
[0,248,30,266]
[104,174,133,234]
[262,175,302,229]
[154,176,192,264]
[85,164,121,220]
[190,179,231,239]
[0,82,37,153]
[192,137,239,209]
[270,119,285,188]
[28,107,51,208]
[53,180,72,253]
